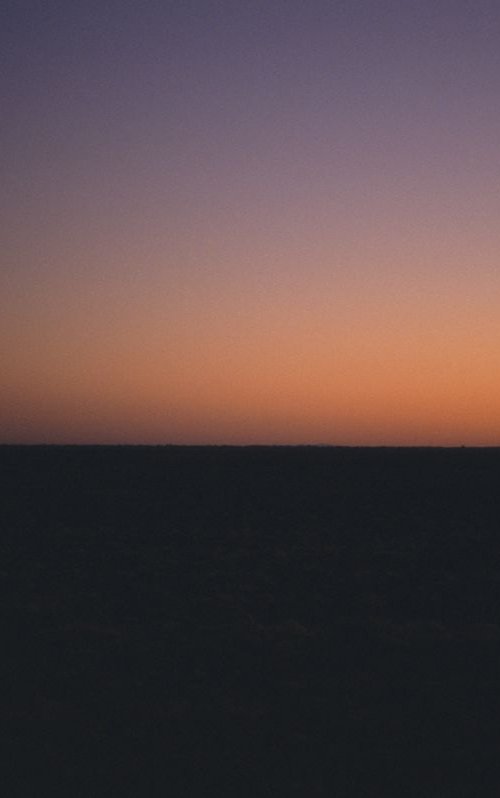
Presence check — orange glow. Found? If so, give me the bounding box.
[2,237,500,444]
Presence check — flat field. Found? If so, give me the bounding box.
[2,445,500,796]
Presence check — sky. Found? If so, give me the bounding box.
[2,0,500,445]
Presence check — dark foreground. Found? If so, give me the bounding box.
[2,445,500,796]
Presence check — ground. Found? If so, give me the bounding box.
[2,445,500,796]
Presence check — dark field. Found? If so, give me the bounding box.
[2,445,500,796]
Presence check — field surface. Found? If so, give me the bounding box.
[2,445,500,796]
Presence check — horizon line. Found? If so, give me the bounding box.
[1,442,499,450]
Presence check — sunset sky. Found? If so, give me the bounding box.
[2,0,500,445]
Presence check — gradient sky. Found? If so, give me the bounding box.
[2,0,500,445]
